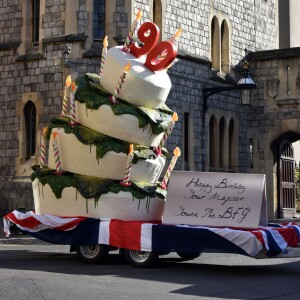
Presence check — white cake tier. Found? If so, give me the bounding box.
[100,46,171,109]
[47,128,165,183]
[76,102,164,147]
[33,179,165,220]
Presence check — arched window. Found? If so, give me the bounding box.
[228,119,234,169]
[153,0,162,41]
[24,101,36,160]
[219,117,226,168]
[209,115,218,169]
[211,16,220,71]
[94,0,106,40]
[221,20,230,73]
[32,0,40,44]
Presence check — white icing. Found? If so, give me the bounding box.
[100,46,171,109]
[76,102,164,147]
[33,179,165,220]
[47,128,165,183]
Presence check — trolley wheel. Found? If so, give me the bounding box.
[76,244,108,264]
[176,252,201,260]
[124,249,159,268]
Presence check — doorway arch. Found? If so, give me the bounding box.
[271,131,300,218]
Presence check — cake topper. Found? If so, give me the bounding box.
[129,22,179,72]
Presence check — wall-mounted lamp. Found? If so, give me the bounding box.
[203,61,256,112]
[63,43,72,66]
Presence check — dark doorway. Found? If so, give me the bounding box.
[278,140,296,218]
[24,101,36,160]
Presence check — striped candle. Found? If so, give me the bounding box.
[110,62,131,104]
[155,112,178,156]
[160,147,181,190]
[40,127,48,167]
[61,75,71,116]
[52,131,63,174]
[157,28,182,63]
[99,36,108,78]
[70,82,77,126]
[123,9,142,52]
[120,144,134,186]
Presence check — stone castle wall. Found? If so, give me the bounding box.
[0,0,278,215]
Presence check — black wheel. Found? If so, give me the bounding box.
[176,252,201,260]
[124,249,159,268]
[77,244,108,264]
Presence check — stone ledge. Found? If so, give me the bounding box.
[42,34,88,45]
[15,53,45,62]
[83,48,102,58]
[0,41,21,51]
[178,50,211,66]
[247,47,300,62]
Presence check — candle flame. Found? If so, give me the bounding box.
[173,147,181,157]
[65,75,71,87]
[71,82,76,92]
[53,131,58,140]
[103,36,108,48]
[42,127,48,137]
[172,112,178,122]
[124,62,131,73]
[174,28,183,39]
[129,144,134,154]
[136,9,142,21]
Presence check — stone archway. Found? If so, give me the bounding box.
[271,131,300,218]
[278,140,296,218]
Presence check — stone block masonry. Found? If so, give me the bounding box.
[0,0,279,215]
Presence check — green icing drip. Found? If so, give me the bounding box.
[31,166,165,201]
[46,117,129,160]
[75,73,173,135]
[46,117,167,162]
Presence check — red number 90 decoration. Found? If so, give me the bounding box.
[129,22,177,72]
[129,22,160,58]
[144,41,177,72]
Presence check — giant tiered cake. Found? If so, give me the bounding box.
[32,17,181,221]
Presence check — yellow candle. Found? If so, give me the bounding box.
[123,9,142,51]
[155,112,179,155]
[70,82,77,126]
[40,127,48,167]
[61,75,71,116]
[110,62,131,103]
[120,144,134,186]
[161,147,181,189]
[52,131,63,174]
[100,36,108,78]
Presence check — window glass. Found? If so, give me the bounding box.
[94,0,106,39]
[32,0,40,44]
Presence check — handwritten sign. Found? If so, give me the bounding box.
[163,171,267,228]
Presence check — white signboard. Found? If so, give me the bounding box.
[163,171,267,228]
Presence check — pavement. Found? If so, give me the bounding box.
[0,217,48,245]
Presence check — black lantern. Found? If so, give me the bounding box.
[203,61,256,112]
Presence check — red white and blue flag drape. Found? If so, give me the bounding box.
[3,210,300,258]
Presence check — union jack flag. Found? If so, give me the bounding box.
[3,210,300,258]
